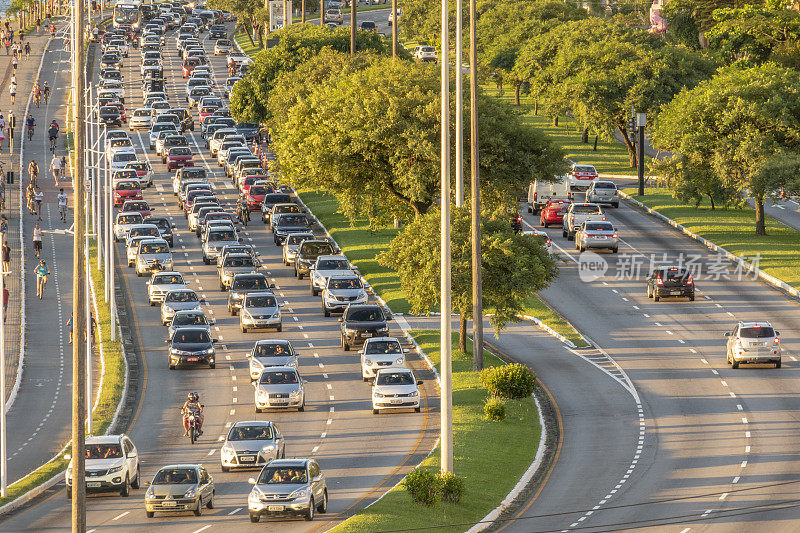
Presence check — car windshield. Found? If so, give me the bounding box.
[259,371,298,385]
[153,468,197,485]
[265,194,292,205]
[114,153,137,163]
[225,257,254,268]
[572,205,601,213]
[246,295,277,308]
[421,46,434,52]
[146,219,170,231]
[111,139,130,147]
[574,165,596,173]
[233,277,267,290]
[365,340,402,354]
[255,343,291,357]
[166,291,198,302]
[249,186,267,196]
[228,425,273,441]
[347,308,383,322]
[376,371,414,386]
[740,326,775,338]
[182,168,207,180]
[287,234,312,246]
[131,227,159,238]
[274,204,298,213]
[329,277,361,290]
[85,444,123,459]
[318,259,348,270]
[209,230,235,241]
[257,466,308,485]
[174,313,207,326]
[170,147,192,156]
[154,274,183,285]
[124,202,147,210]
[594,182,616,189]
[173,330,210,343]
[584,223,613,231]
[127,162,148,171]
[301,243,334,255]
[116,181,139,191]
[118,214,143,224]
[141,243,169,254]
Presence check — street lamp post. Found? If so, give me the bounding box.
[469,0,481,370]
[454,0,463,208]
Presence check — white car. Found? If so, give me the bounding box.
[360,337,406,381]
[126,235,153,267]
[220,421,285,472]
[124,161,154,188]
[208,129,238,156]
[310,255,355,296]
[113,211,144,242]
[105,137,134,160]
[110,150,139,171]
[522,228,552,253]
[413,45,437,62]
[247,340,298,380]
[147,271,187,305]
[324,8,343,23]
[253,367,305,412]
[186,77,210,99]
[100,80,125,102]
[322,274,368,316]
[65,435,140,498]
[214,39,233,55]
[372,368,422,414]
[129,108,154,131]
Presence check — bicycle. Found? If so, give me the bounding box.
[49,135,56,154]
[43,87,49,104]
[27,124,34,141]
[33,92,39,108]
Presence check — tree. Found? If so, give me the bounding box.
[229,24,389,124]
[707,4,800,66]
[378,206,558,355]
[207,0,268,49]
[652,63,800,234]
[650,155,738,209]
[271,58,565,225]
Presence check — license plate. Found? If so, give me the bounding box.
[753,342,765,347]
[161,500,177,507]
[362,333,372,338]
[391,398,403,404]
[268,505,284,512]
[671,290,682,295]
[239,455,255,462]
[187,357,199,362]
[86,482,101,488]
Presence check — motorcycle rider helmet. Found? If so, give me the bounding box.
[192,392,199,401]
[187,392,193,400]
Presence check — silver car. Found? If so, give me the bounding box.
[586,180,619,208]
[253,367,305,412]
[248,340,298,380]
[113,212,144,242]
[575,221,618,253]
[726,321,781,368]
[135,239,174,276]
[145,464,214,518]
[322,274,368,316]
[217,244,260,268]
[219,253,259,290]
[360,337,406,381]
[126,236,153,267]
[371,368,422,414]
[282,232,314,266]
[147,271,186,305]
[220,421,285,472]
[241,292,282,333]
[310,255,354,296]
[169,310,214,340]
[160,289,203,325]
[247,459,327,522]
[202,227,239,264]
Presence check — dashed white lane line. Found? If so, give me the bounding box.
[326,383,332,390]
[727,311,735,317]
[192,526,212,533]
[312,445,319,453]
[701,358,709,364]
[737,404,743,411]
[654,322,662,327]
[665,330,674,335]
[112,511,130,521]
[229,409,235,415]
[228,507,243,515]
[643,313,650,318]
[741,460,748,468]
[732,476,740,484]
[207,449,215,456]
[721,380,728,387]
[711,369,719,375]
[689,348,697,354]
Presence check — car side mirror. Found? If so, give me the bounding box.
[210,319,216,325]
[338,317,343,322]
[145,281,151,285]
[384,314,393,321]
[775,331,780,336]
[212,339,218,343]
[269,283,276,289]
[200,299,207,303]
[417,380,424,385]
[164,338,170,343]
[313,475,322,483]
[248,478,256,485]
[724,332,730,337]
[278,303,284,307]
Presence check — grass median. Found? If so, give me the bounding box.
[623,188,800,289]
[332,330,541,533]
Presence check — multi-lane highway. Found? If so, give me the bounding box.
[0,17,436,531]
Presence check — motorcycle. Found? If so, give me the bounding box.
[182,407,203,444]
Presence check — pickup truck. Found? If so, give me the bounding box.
[562,203,605,240]
[527,175,571,214]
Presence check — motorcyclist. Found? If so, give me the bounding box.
[181,392,203,436]
[237,195,249,226]
[151,257,163,271]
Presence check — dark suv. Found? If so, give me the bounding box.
[339,304,391,351]
[646,266,695,302]
[294,240,335,280]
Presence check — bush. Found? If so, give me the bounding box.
[403,467,441,506]
[439,471,465,503]
[483,397,506,421]
[480,363,536,399]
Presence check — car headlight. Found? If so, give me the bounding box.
[396,357,404,365]
[146,486,155,499]
[184,488,196,499]
[365,359,372,366]
[410,390,419,397]
[221,445,235,457]
[373,391,384,398]
[287,359,297,367]
[290,389,302,398]
[257,389,267,397]
[261,445,275,453]
[345,328,357,335]
[289,488,311,499]
[108,465,124,473]
[249,487,263,501]
[378,327,389,334]
[170,348,180,355]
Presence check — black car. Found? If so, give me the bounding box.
[168,327,217,369]
[144,216,174,247]
[99,106,122,127]
[272,214,310,246]
[339,304,391,351]
[227,273,273,315]
[646,266,695,302]
[359,21,376,31]
[99,53,122,69]
[261,193,293,224]
[209,24,227,38]
[170,107,195,132]
[235,122,260,142]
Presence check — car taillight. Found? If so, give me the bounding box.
[545,237,551,245]
[516,216,522,223]
[774,337,780,344]
[686,277,693,285]
[612,233,618,238]
[656,276,663,285]
[533,192,537,201]
[613,191,618,195]
[601,216,606,220]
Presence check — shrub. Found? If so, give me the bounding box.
[438,471,465,503]
[403,467,441,506]
[479,363,536,399]
[483,397,506,421]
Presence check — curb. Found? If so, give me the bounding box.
[619,191,800,299]
[518,314,577,349]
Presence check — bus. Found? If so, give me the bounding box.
[113,1,142,31]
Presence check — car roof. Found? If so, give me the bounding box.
[138,238,168,246]
[86,434,124,445]
[316,255,347,261]
[244,291,276,298]
[375,367,413,375]
[152,270,182,277]
[156,464,201,470]
[739,321,773,328]
[231,420,273,428]
[116,211,142,218]
[172,326,210,333]
[264,458,310,467]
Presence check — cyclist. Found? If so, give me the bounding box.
[50,155,62,185]
[32,222,43,259]
[42,81,50,103]
[32,82,40,107]
[25,114,35,141]
[34,188,43,221]
[28,159,39,184]
[34,259,49,300]
[57,188,67,222]
[48,120,58,153]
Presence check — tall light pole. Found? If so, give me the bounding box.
[454,0,463,207]
[440,0,453,475]
[350,0,356,54]
[0,235,7,497]
[71,0,88,527]
[391,0,397,58]
[319,0,323,26]
[469,0,481,370]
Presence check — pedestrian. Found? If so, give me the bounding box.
[0,216,7,238]
[34,260,48,299]
[2,285,8,323]
[8,110,15,149]
[36,18,40,32]
[3,38,9,56]
[32,222,42,258]
[66,312,73,343]
[34,188,43,220]
[1,240,9,274]
[11,55,17,72]
[24,41,30,59]
[9,80,16,106]
[50,156,62,186]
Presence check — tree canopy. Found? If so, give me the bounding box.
[707,4,800,67]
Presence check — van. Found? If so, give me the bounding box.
[527,176,570,214]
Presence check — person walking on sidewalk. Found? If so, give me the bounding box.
[32,222,42,258]
[1,240,9,274]
[34,188,43,220]
[57,188,67,222]
[28,159,38,185]
[24,41,30,60]
[8,80,15,105]
[50,156,62,186]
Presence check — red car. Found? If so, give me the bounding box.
[106,101,127,123]
[238,175,271,195]
[113,179,142,206]
[198,106,216,124]
[166,147,194,171]
[121,200,152,217]
[182,58,200,78]
[245,184,272,211]
[540,200,570,228]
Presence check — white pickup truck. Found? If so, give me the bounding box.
[562,203,605,240]
[527,176,571,214]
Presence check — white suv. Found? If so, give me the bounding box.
[65,435,141,498]
[726,321,781,369]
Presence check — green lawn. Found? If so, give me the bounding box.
[333,330,541,533]
[623,188,800,289]
[523,294,590,348]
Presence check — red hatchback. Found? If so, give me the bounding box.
[113,180,142,206]
[121,200,152,217]
[245,184,271,211]
[238,174,270,195]
[166,147,194,170]
[540,200,570,228]
[182,58,200,78]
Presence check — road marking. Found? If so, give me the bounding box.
[230,409,235,415]
[715,303,722,308]
[711,369,719,375]
[737,404,743,411]
[207,449,215,456]
[320,432,327,438]
[689,349,697,354]
[621,297,628,301]
[732,476,740,483]
[643,313,649,317]
[112,511,130,521]
[701,358,708,364]
[677,339,685,344]
[654,322,662,327]
[319,363,324,368]
[742,417,748,424]
[704,295,711,300]
[665,330,673,335]
[228,507,242,515]
[741,460,747,468]
[721,380,728,387]
[727,311,734,317]
[312,446,319,453]
[326,384,332,390]
[746,431,751,438]
[745,445,751,453]
[192,526,212,533]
